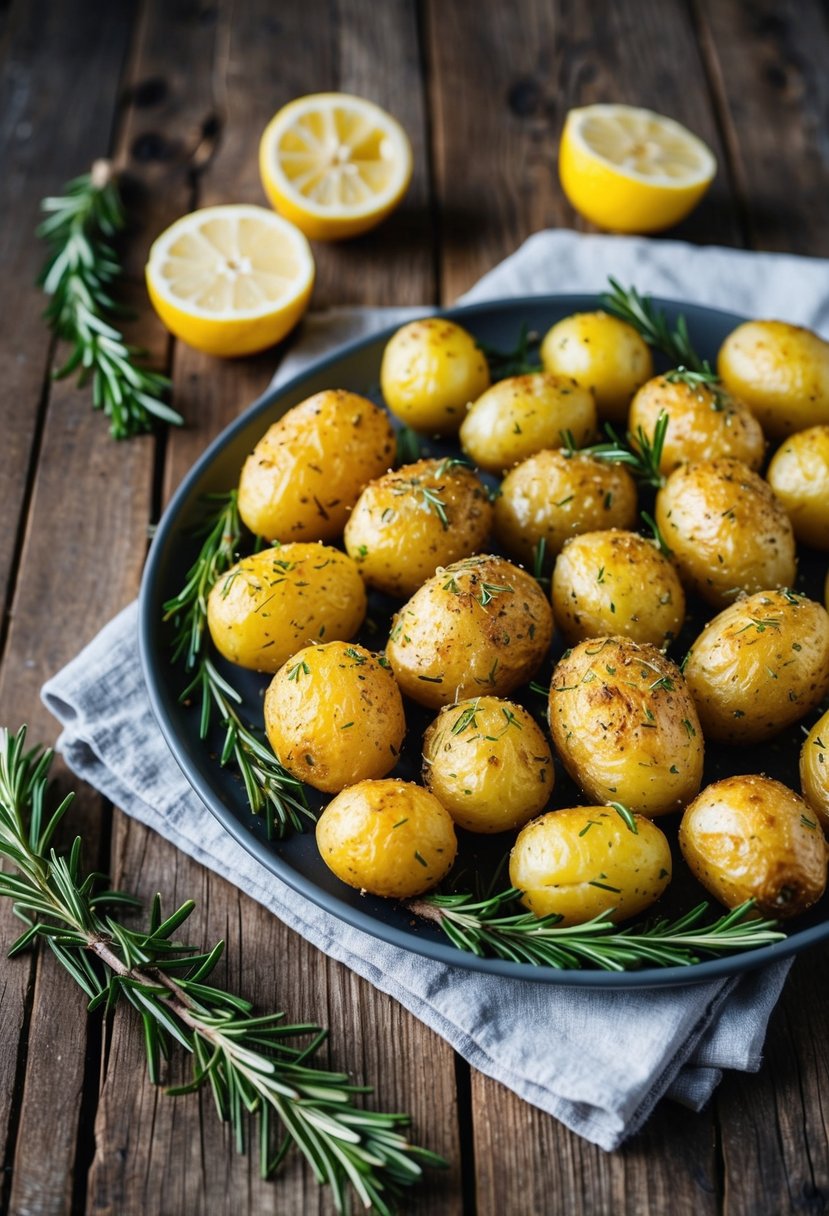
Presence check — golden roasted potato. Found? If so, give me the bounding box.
[718,320,829,438]
[551,529,685,649]
[679,775,827,918]
[238,390,395,542]
[628,374,765,474]
[343,458,493,597]
[766,425,829,550]
[540,311,653,423]
[380,317,490,435]
[316,779,457,898]
[207,544,366,672]
[509,806,672,925]
[493,450,638,565]
[264,642,405,793]
[654,457,796,608]
[548,637,703,817]
[683,590,829,744]
[422,697,553,833]
[459,373,596,474]
[801,708,829,834]
[386,554,554,708]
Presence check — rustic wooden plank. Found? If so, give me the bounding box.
[693,0,829,256]
[424,0,741,302]
[0,3,141,1213]
[87,1,460,1213]
[0,0,137,636]
[718,951,829,1215]
[473,1083,719,1216]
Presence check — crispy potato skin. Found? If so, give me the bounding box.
[679,775,827,918]
[316,779,457,898]
[386,554,554,708]
[238,390,395,542]
[551,529,685,649]
[628,375,765,474]
[459,373,596,474]
[684,590,829,745]
[509,806,672,925]
[548,637,703,817]
[207,544,366,672]
[264,642,405,793]
[422,697,554,833]
[493,450,638,565]
[343,459,493,597]
[801,707,829,834]
[718,320,829,438]
[766,425,829,550]
[654,457,796,608]
[380,318,490,435]
[539,312,653,423]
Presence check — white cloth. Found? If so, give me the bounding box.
[43,229,825,1151]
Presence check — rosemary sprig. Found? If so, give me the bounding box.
[411,888,785,972]
[664,366,728,411]
[583,409,670,488]
[162,492,310,836]
[0,727,441,1211]
[392,478,449,529]
[38,161,182,439]
[478,322,541,379]
[601,278,714,376]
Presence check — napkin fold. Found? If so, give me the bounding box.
[42,228,824,1151]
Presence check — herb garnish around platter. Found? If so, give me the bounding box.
[478,322,541,378]
[601,278,717,376]
[410,888,785,971]
[37,161,182,439]
[581,408,670,488]
[0,727,441,1211]
[162,492,310,836]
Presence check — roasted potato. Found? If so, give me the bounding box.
[264,641,405,793]
[422,697,554,833]
[493,450,638,565]
[683,589,829,744]
[654,457,796,608]
[459,373,596,474]
[380,317,490,435]
[540,311,653,423]
[343,458,493,597]
[551,529,685,649]
[316,778,457,897]
[766,425,829,550]
[238,390,395,542]
[718,320,829,438]
[386,554,554,708]
[509,806,672,925]
[548,637,703,817]
[679,775,827,918]
[628,374,765,474]
[801,707,829,834]
[207,543,366,672]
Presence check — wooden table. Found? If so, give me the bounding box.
[2,1,829,1212]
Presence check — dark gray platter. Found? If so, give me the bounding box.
[139,293,828,988]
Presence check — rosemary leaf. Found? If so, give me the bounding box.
[37,161,182,439]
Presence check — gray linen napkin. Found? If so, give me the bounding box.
[43,229,829,1151]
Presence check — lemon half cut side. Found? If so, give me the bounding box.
[559,104,717,234]
[259,92,413,241]
[145,204,315,357]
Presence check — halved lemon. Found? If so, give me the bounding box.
[145,204,315,357]
[259,93,413,241]
[559,104,716,234]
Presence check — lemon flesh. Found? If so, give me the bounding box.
[145,204,315,357]
[260,92,412,241]
[559,104,716,234]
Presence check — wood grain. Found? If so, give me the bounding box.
[693,0,829,256]
[424,0,741,302]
